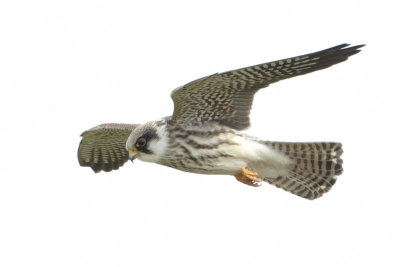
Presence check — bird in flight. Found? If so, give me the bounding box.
[78,43,364,200]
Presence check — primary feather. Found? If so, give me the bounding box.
[78,44,364,200]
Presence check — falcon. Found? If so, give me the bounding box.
[78,43,364,200]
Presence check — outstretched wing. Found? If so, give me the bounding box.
[171,44,364,130]
[78,123,139,173]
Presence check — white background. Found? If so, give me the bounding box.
[1,1,399,266]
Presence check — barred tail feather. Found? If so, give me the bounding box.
[264,142,343,200]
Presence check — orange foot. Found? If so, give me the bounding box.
[235,167,263,187]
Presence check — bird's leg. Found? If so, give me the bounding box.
[235,167,263,187]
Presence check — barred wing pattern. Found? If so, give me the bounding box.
[78,123,139,172]
[264,142,343,199]
[171,44,364,130]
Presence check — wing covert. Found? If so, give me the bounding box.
[171,44,364,130]
[78,123,139,173]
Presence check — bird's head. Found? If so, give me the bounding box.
[126,120,168,163]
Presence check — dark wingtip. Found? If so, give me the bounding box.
[326,43,365,55]
[296,43,365,74]
[340,43,365,55]
[350,44,366,49]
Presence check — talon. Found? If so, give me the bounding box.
[235,167,262,187]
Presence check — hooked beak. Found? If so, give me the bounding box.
[128,149,138,161]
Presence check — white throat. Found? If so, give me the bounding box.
[138,123,169,163]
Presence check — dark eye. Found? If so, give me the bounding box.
[135,137,147,148]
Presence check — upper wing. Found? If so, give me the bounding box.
[78,123,139,173]
[171,44,364,130]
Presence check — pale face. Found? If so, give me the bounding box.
[126,121,169,163]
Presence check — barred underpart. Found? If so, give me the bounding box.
[161,123,237,174]
[264,142,343,200]
[77,44,363,200]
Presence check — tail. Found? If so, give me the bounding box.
[264,142,343,200]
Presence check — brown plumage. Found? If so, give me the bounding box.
[264,142,343,199]
[78,124,138,172]
[78,44,364,200]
